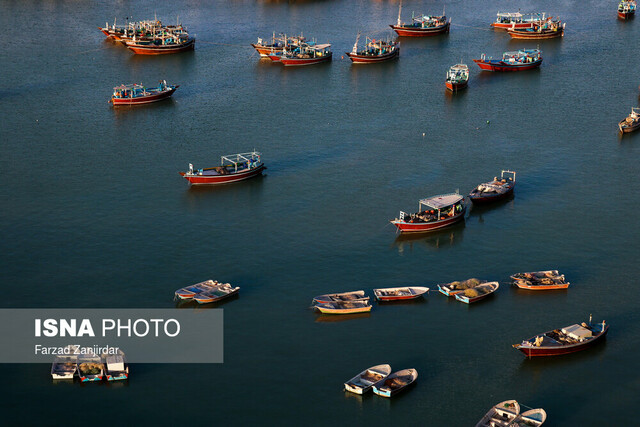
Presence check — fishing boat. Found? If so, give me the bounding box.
[511,270,569,290]
[51,347,78,380]
[468,170,516,203]
[312,290,368,304]
[510,408,548,426]
[619,1,637,19]
[445,63,469,92]
[180,151,265,185]
[390,3,450,37]
[125,32,195,54]
[251,33,306,57]
[390,192,465,233]
[344,364,392,394]
[372,368,417,397]
[475,400,521,427]
[314,301,372,315]
[373,286,429,301]
[174,280,218,300]
[272,43,332,66]
[110,80,178,106]
[437,278,487,296]
[490,12,547,30]
[346,34,399,64]
[454,282,499,304]
[513,316,609,357]
[77,349,104,382]
[473,49,542,71]
[193,283,240,304]
[618,107,640,133]
[506,19,565,39]
[103,350,129,381]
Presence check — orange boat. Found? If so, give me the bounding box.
[511,270,569,290]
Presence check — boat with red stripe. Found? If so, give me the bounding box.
[473,49,542,72]
[390,4,450,37]
[490,12,547,30]
[110,80,178,106]
[180,151,265,185]
[391,192,466,233]
[346,34,399,64]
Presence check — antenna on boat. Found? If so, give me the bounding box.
[589,314,592,324]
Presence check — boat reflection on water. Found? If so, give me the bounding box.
[392,222,465,254]
[314,312,371,323]
[468,193,515,223]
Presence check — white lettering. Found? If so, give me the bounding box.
[133,319,149,337]
[165,319,180,337]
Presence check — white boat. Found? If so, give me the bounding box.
[372,368,417,397]
[51,346,78,380]
[103,349,129,381]
[344,364,392,394]
[373,286,429,301]
[476,399,520,427]
[312,290,369,304]
[193,282,240,304]
[510,408,547,426]
[314,301,372,314]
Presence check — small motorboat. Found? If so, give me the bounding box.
[174,280,218,300]
[475,400,521,427]
[513,316,609,357]
[618,0,637,19]
[619,107,640,133]
[390,192,466,233]
[77,349,104,382]
[103,350,129,381]
[346,34,399,64]
[510,408,548,426]
[110,80,178,106]
[312,290,369,304]
[469,170,516,204]
[511,270,569,290]
[180,151,265,185]
[314,301,372,315]
[454,282,499,304]
[445,63,469,92]
[193,283,240,304]
[372,368,417,397]
[51,346,78,380]
[344,364,392,394]
[437,278,487,296]
[473,49,542,72]
[373,286,429,301]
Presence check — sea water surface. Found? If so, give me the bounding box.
[1,0,638,425]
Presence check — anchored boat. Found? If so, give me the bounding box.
[346,34,399,63]
[125,32,195,54]
[51,346,78,380]
[619,1,637,19]
[490,12,547,30]
[445,63,469,92]
[251,33,306,57]
[77,349,104,382]
[344,364,392,394]
[193,283,240,304]
[437,278,487,296]
[454,282,499,304]
[469,170,516,204]
[314,301,372,314]
[476,400,521,427]
[270,43,332,66]
[390,3,450,37]
[174,280,219,300]
[507,19,565,39]
[180,151,265,185]
[103,350,129,381]
[372,368,417,397]
[313,290,368,304]
[619,107,640,133]
[511,408,548,426]
[511,270,569,290]
[473,49,542,72]
[373,287,429,301]
[110,80,178,105]
[391,192,465,233]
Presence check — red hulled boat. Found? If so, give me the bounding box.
[251,33,306,57]
[391,193,465,233]
[513,317,608,357]
[180,151,265,185]
[618,1,637,19]
[272,43,332,66]
[125,33,195,55]
[110,80,178,105]
[390,4,450,37]
[468,170,516,203]
[445,63,469,92]
[373,286,429,301]
[473,49,542,72]
[506,19,565,39]
[490,12,547,30]
[346,34,399,64]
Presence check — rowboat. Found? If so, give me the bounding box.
[174,280,218,300]
[346,34,399,64]
[180,151,265,185]
[506,20,565,39]
[390,3,450,37]
[312,290,368,304]
[390,192,466,233]
[344,364,392,394]
[51,347,78,380]
[125,33,195,55]
[193,283,240,304]
[437,278,487,296]
[77,349,104,382]
[110,80,178,105]
[454,282,499,304]
[510,408,547,426]
[271,43,332,66]
[103,350,129,381]
[490,12,547,30]
[473,49,542,72]
[618,108,640,133]
[475,400,520,427]
[511,270,569,290]
[469,170,516,204]
[445,63,469,92]
[314,301,372,314]
[373,286,429,301]
[372,368,417,397]
[251,33,306,57]
[618,1,637,19]
[513,316,609,357]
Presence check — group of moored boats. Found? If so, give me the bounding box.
[344,364,417,398]
[476,400,547,426]
[174,279,240,304]
[99,17,195,55]
[51,346,128,382]
[311,287,429,314]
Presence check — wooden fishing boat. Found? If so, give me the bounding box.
[618,107,640,133]
[125,33,195,54]
[51,347,78,380]
[507,20,565,39]
[490,12,547,30]
[193,282,240,304]
[274,43,332,66]
[314,301,372,314]
[180,151,265,185]
[346,34,399,64]
[175,280,218,300]
[437,278,487,296]
[313,290,368,304]
[372,368,417,397]
[510,408,547,426]
[77,349,104,382]
[390,192,465,233]
[103,350,129,381]
[373,286,429,301]
[110,80,178,106]
[344,364,392,394]
[473,49,542,72]
[511,270,569,290]
[454,282,499,304]
[445,63,469,92]
[390,3,450,37]
[513,316,609,357]
[619,1,637,19]
[475,400,521,427]
[251,33,306,57]
[469,170,516,204]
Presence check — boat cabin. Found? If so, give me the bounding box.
[187,151,262,176]
[400,193,464,223]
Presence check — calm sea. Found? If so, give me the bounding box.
[1,0,638,425]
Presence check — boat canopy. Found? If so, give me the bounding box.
[497,12,523,18]
[313,43,331,50]
[419,193,463,210]
[449,64,468,72]
[221,151,262,166]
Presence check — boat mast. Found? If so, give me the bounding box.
[397,1,402,26]
[352,32,360,54]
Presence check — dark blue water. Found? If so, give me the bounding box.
[1,0,639,425]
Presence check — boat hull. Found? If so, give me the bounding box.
[111,87,178,105]
[251,44,283,57]
[473,58,542,72]
[507,29,564,39]
[491,22,540,30]
[126,38,195,55]
[469,186,514,203]
[445,80,468,92]
[390,22,449,36]
[514,282,569,290]
[391,208,465,233]
[193,289,239,304]
[315,306,372,314]
[347,49,399,64]
[180,164,265,185]
[619,11,635,19]
[619,119,640,133]
[516,326,609,357]
[280,53,332,66]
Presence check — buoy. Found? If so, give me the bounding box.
[422,132,426,136]
[486,120,490,124]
